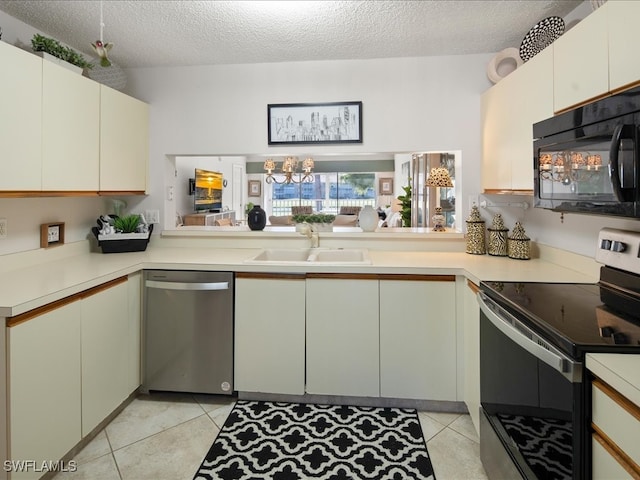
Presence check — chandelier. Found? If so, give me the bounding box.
[264,156,315,184]
[539,152,603,185]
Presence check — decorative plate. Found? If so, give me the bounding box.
[519,16,565,62]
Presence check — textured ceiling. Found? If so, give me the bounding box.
[0,0,583,69]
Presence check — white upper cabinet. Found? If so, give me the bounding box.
[42,61,100,191]
[481,47,553,193]
[553,3,609,113]
[0,42,148,194]
[100,86,149,192]
[0,42,42,191]
[608,0,640,92]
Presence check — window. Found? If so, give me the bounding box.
[270,172,379,215]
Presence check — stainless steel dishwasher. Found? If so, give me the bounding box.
[142,270,234,395]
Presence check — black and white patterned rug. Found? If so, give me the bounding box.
[193,400,436,480]
[497,413,572,480]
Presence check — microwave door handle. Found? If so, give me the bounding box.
[478,292,581,383]
[609,124,635,201]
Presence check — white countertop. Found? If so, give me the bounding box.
[586,353,640,407]
[0,237,597,317]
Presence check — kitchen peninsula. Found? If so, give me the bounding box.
[0,233,611,480]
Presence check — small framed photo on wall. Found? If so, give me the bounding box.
[379,177,394,195]
[248,180,261,197]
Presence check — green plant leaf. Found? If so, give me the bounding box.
[113,214,141,233]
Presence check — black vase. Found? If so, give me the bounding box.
[247,205,266,231]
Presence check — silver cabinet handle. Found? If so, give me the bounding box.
[145,280,229,291]
[477,292,581,383]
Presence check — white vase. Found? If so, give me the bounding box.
[358,205,378,232]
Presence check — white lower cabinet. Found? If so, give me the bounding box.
[126,272,142,393]
[6,276,141,479]
[305,276,380,397]
[379,276,457,401]
[591,378,640,479]
[234,274,306,395]
[462,279,481,433]
[8,301,82,480]
[80,279,130,436]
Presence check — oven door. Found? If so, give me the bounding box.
[478,292,584,480]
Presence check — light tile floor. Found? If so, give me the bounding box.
[53,392,488,480]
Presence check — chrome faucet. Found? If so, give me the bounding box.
[299,222,319,248]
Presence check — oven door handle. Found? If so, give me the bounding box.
[478,292,582,383]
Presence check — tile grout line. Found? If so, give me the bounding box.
[104,428,124,480]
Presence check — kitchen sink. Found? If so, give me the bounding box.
[307,249,370,263]
[249,248,312,262]
[245,248,371,265]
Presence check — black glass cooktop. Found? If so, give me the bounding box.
[480,280,640,359]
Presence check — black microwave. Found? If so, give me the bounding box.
[533,87,640,218]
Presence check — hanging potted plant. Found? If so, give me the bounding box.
[31,33,93,74]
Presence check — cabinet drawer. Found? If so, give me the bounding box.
[592,433,637,480]
[592,380,640,469]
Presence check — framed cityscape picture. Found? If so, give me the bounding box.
[267,101,362,145]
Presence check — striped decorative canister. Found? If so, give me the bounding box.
[488,213,509,256]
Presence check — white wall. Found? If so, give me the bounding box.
[2,3,631,260]
[124,54,491,230]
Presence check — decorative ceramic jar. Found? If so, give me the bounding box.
[465,205,486,255]
[358,205,379,232]
[247,205,266,231]
[431,206,446,232]
[487,213,509,256]
[508,221,531,260]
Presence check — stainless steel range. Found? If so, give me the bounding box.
[478,228,640,479]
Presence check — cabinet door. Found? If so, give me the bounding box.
[42,61,100,191]
[463,280,480,434]
[553,3,609,113]
[80,279,130,436]
[126,272,142,392]
[100,86,149,192]
[380,278,457,401]
[306,277,379,397]
[481,47,553,193]
[8,302,82,480]
[0,42,42,191]
[235,275,305,394]
[608,0,640,92]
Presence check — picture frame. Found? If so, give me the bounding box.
[248,180,261,197]
[267,101,362,145]
[379,177,394,195]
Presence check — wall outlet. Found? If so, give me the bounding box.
[0,218,7,238]
[145,210,160,224]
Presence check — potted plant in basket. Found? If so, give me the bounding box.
[31,33,93,73]
[92,214,153,253]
